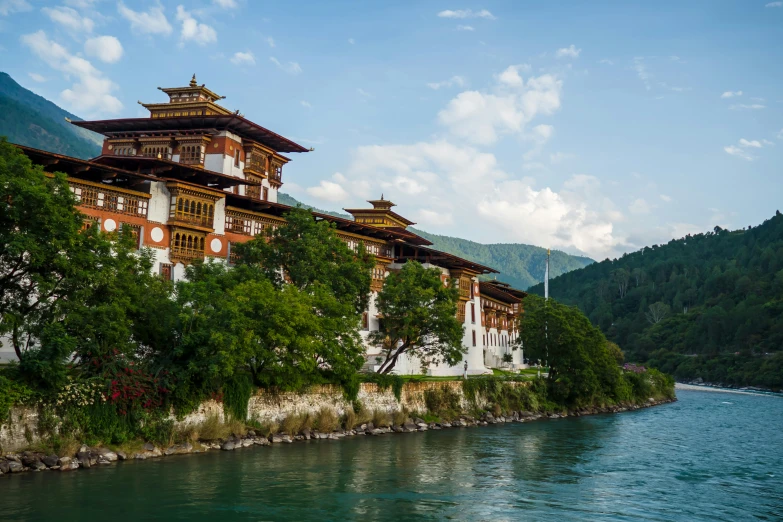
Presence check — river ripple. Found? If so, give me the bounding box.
[1,389,781,521]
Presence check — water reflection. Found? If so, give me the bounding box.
[1,392,781,521]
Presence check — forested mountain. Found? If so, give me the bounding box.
[278,192,593,289]
[0,72,101,159]
[529,213,783,389]
[407,229,593,290]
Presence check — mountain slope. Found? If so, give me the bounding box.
[529,213,783,389]
[278,192,593,289]
[0,72,101,159]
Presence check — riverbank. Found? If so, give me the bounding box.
[0,395,676,478]
[675,382,782,396]
[1,377,676,478]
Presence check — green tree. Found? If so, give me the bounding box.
[0,138,98,359]
[518,295,621,405]
[371,262,464,374]
[233,207,371,384]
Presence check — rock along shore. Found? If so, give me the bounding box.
[0,397,676,478]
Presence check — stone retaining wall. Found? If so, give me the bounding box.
[173,381,489,429]
[1,381,492,452]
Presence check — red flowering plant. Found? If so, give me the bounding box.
[90,349,170,416]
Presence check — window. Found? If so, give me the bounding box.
[471,303,476,323]
[160,263,173,281]
[361,312,369,331]
[170,196,214,227]
[234,148,241,168]
[472,330,476,347]
[263,186,269,201]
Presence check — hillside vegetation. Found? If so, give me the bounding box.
[278,193,593,289]
[529,213,783,389]
[0,72,101,159]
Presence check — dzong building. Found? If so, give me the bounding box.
[12,75,528,376]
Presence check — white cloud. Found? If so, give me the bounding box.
[437,66,562,145]
[28,72,47,82]
[724,145,754,161]
[118,2,172,35]
[84,36,124,63]
[230,51,255,65]
[426,75,466,90]
[357,88,372,98]
[266,36,275,48]
[721,90,742,98]
[778,129,783,140]
[556,44,581,59]
[20,30,122,115]
[456,24,475,31]
[306,179,349,203]
[213,0,238,8]
[738,138,762,148]
[176,5,217,46]
[660,194,672,203]
[64,0,100,7]
[599,58,614,65]
[270,57,302,74]
[632,57,651,90]
[549,152,573,164]
[416,209,453,226]
[765,2,782,7]
[0,0,32,16]
[437,9,495,20]
[629,198,651,215]
[300,100,311,108]
[42,6,94,33]
[348,38,355,45]
[729,103,765,110]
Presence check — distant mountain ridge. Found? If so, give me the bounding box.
[277,193,593,289]
[0,72,101,159]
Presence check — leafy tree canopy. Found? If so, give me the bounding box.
[371,261,464,374]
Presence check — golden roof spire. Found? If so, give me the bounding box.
[190,74,198,88]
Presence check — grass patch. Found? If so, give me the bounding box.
[314,407,339,433]
[281,413,312,435]
[372,409,392,428]
[423,386,462,420]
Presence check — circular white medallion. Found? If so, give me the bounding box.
[210,238,222,253]
[103,218,116,232]
[150,227,164,243]
[107,144,114,150]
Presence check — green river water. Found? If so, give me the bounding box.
[1,389,781,521]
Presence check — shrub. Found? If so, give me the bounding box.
[314,407,339,432]
[223,373,253,421]
[281,413,312,435]
[392,409,407,426]
[343,407,357,429]
[197,415,230,441]
[424,385,462,420]
[0,375,33,424]
[372,409,391,427]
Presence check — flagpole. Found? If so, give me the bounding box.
[545,249,549,371]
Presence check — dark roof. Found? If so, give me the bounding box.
[90,155,254,189]
[14,144,157,191]
[343,207,416,226]
[394,243,498,275]
[70,115,309,153]
[225,193,434,247]
[480,281,527,303]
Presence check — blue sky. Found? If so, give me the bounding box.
[1,0,782,259]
